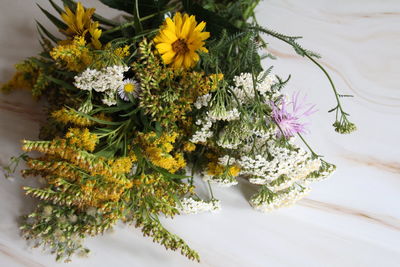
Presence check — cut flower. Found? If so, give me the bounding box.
[61,2,102,49]
[271,92,317,138]
[154,12,210,69]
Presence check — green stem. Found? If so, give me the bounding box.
[207,181,214,199]
[297,133,320,158]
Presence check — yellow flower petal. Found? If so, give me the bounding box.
[194,21,206,32]
[173,54,184,69]
[183,54,193,68]
[156,43,173,54]
[174,12,183,36]
[157,29,177,44]
[190,51,200,62]
[180,18,192,39]
[76,3,84,31]
[199,31,210,41]
[162,51,176,64]
[165,17,176,34]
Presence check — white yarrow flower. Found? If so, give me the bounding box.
[179,198,221,214]
[74,65,129,106]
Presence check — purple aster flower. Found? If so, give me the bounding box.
[271,92,317,138]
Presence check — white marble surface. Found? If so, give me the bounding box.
[1,0,400,266]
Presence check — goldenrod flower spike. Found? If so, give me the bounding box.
[154,12,210,69]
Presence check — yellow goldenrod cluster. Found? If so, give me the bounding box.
[209,73,224,92]
[183,142,196,152]
[109,157,133,174]
[22,137,133,211]
[50,36,93,72]
[178,70,223,98]
[51,108,110,127]
[65,127,98,152]
[1,59,48,97]
[130,172,191,216]
[136,131,186,173]
[206,161,241,177]
[52,108,93,126]
[60,2,102,49]
[205,152,241,177]
[114,45,131,58]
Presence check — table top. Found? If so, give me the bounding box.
[0,0,399,266]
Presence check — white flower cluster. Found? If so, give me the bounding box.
[190,108,241,144]
[178,198,221,214]
[218,155,236,166]
[202,173,238,187]
[304,161,336,184]
[190,118,213,143]
[216,140,239,149]
[250,185,310,212]
[231,71,279,104]
[238,139,321,190]
[208,108,240,121]
[194,93,212,109]
[74,65,129,106]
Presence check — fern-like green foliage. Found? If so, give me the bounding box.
[201,29,263,80]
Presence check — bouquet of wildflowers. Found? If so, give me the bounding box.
[1,0,356,262]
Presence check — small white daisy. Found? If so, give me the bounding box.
[117,78,140,101]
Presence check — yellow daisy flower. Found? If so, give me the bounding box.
[60,2,102,49]
[154,12,210,69]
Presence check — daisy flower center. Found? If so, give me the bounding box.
[172,39,189,54]
[124,83,135,93]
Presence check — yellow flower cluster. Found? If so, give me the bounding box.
[109,157,133,174]
[22,137,133,211]
[50,36,93,72]
[206,162,241,177]
[114,45,131,58]
[61,2,102,49]
[136,132,186,173]
[65,128,98,152]
[51,108,110,127]
[205,152,241,177]
[183,142,196,152]
[0,59,48,96]
[129,172,191,216]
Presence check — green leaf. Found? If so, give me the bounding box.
[48,0,64,14]
[98,0,134,14]
[37,4,67,31]
[98,0,169,23]
[181,0,193,10]
[44,75,77,91]
[183,3,239,37]
[29,57,52,69]
[155,121,162,137]
[133,0,143,33]
[151,165,191,180]
[71,108,125,125]
[36,21,61,43]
